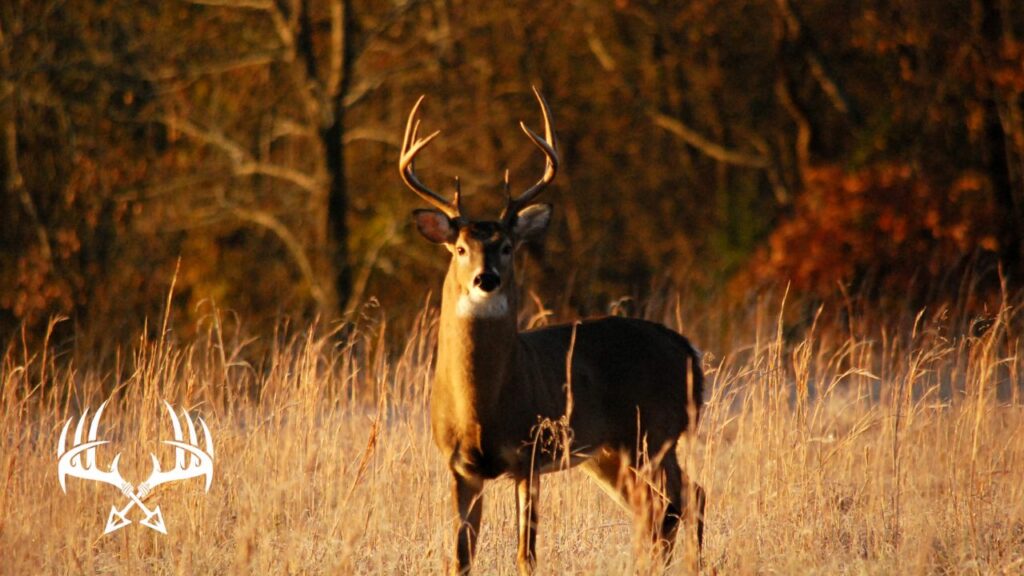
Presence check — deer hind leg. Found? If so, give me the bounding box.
[584,447,703,562]
[661,450,707,560]
[514,474,540,575]
[452,473,484,575]
[659,451,684,555]
[684,469,706,554]
[583,448,666,540]
[580,448,632,511]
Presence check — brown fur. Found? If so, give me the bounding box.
[403,89,702,575]
[426,218,705,575]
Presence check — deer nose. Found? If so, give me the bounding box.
[473,272,501,293]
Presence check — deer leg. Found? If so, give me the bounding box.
[659,452,684,557]
[452,473,484,575]
[514,474,540,575]
[581,449,632,511]
[657,457,707,573]
[585,449,668,559]
[586,447,694,561]
[682,470,706,553]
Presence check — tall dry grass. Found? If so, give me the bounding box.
[1,288,1022,574]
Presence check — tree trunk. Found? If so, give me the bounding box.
[980,0,1024,276]
[325,99,351,315]
[325,0,354,314]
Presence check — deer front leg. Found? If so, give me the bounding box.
[452,473,484,575]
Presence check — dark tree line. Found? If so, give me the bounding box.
[2,0,1021,343]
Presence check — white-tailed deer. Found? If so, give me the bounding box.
[401,88,705,575]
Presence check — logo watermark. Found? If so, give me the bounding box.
[56,400,214,534]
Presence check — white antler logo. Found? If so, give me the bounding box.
[56,400,214,535]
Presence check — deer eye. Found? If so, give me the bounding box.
[501,244,513,256]
[456,246,466,256]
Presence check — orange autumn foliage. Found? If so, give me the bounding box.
[747,164,1000,298]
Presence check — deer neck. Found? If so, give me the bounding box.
[435,267,519,420]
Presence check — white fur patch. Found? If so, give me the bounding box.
[456,290,509,319]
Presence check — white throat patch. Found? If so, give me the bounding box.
[456,289,509,319]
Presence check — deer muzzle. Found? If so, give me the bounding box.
[473,272,501,293]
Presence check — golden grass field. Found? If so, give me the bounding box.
[1,291,1022,575]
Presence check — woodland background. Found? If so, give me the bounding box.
[2,0,1023,347]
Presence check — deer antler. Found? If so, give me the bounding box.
[57,400,133,497]
[137,401,214,498]
[400,96,462,218]
[502,86,559,223]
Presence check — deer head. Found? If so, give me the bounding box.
[401,87,559,319]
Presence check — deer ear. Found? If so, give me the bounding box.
[513,203,552,242]
[413,209,458,244]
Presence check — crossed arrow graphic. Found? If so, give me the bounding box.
[56,400,214,535]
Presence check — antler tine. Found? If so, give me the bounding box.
[200,417,215,491]
[86,400,110,469]
[400,96,459,217]
[73,409,89,466]
[58,416,74,487]
[504,86,559,221]
[163,400,186,469]
[182,409,200,467]
[58,417,72,457]
[200,417,214,460]
[453,176,464,215]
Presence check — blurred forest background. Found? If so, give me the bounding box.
[2,0,1023,347]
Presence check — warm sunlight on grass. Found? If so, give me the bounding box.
[2,293,1022,574]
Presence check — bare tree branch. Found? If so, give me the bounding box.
[264,1,323,125]
[1,20,52,263]
[5,101,54,263]
[235,161,321,194]
[649,110,768,169]
[584,21,616,72]
[326,0,345,99]
[165,115,322,194]
[179,0,274,10]
[166,115,249,164]
[341,126,399,146]
[271,117,317,142]
[773,0,858,122]
[776,79,811,176]
[220,195,328,310]
[146,52,279,82]
[344,219,397,316]
[745,131,791,204]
